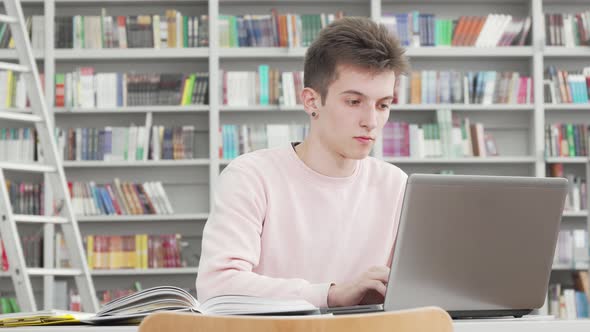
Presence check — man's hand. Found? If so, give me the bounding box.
[327,266,389,307]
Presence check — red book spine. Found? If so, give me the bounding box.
[1,240,8,271]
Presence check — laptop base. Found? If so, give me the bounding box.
[449,309,533,319]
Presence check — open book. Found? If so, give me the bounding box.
[84,286,320,324]
[0,310,95,327]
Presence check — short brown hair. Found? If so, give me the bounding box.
[304,17,409,104]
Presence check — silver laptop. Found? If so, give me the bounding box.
[326,174,568,318]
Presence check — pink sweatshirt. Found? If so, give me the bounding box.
[196,144,407,308]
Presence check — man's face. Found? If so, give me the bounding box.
[316,64,396,160]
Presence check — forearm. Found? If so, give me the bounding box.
[196,266,332,307]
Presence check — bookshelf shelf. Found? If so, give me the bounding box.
[544,104,590,111]
[220,105,304,112]
[54,0,205,3]
[544,47,590,58]
[562,211,589,218]
[224,157,538,166]
[391,104,534,111]
[552,263,590,271]
[405,47,534,58]
[53,106,209,114]
[77,213,209,222]
[0,108,33,114]
[0,49,42,59]
[54,48,209,60]
[63,160,211,168]
[217,47,535,59]
[382,157,537,164]
[91,268,199,276]
[0,162,56,173]
[545,157,588,164]
[0,271,9,277]
[219,47,307,59]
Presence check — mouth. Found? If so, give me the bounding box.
[354,136,374,143]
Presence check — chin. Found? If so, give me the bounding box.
[343,147,372,160]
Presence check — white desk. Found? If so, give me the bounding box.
[4,319,590,332]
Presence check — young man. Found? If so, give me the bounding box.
[197,17,409,308]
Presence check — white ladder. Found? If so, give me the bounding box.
[0,0,99,312]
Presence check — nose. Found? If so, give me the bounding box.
[360,104,378,131]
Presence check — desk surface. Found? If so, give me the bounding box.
[5,318,590,332]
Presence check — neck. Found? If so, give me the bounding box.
[294,134,358,178]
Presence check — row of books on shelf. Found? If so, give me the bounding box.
[0,231,43,268]
[82,234,188,270]
[545,11,590,47]
[0,128,37,163]
[221,68,302,107]
[544,124,589,157]
[0,16,43,50]
[0,68,587,110]
[548,272,589,319]
[383,110,497,158]
[395,71,533,105]
[55,69,209,108]
[221,69,533,107]
[55,10,209,49]
[69,180,174,217]
[9,10,590,50]
[50,232,191,271]
[5,181,44,216]
[381,13,531,47]
[554,229,589,270]
[0,297,19,315]
[219,11,342,48]
[544,66,590,104]
[548,165,588,212]
[0,70,27,109]
[0,240,6,271]
[220,123,308,160]
[55,125,196,162]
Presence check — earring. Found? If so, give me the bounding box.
[311,112,317,118]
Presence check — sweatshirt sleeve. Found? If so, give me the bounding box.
[196,158,332,308]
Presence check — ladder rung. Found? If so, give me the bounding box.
[0,162,56,173]
[13,215,68,224]
[0,61,29,73]
[0,14,17,24]
[27,268,82,277]
[0,111,42,123]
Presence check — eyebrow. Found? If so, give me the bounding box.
[339,90,394,101]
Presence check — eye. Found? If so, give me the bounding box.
[346,99,361,106]
[380,104,391,110]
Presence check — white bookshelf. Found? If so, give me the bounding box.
[218,47,307,58]
[544,46,590,57]
[77,213,209,222]
[220,105,304,112]
[1,0,586,311]
[546,157,589,164]
[404,46,535,58]
[54,48,209,60]
[390,104,535,111]
[382,157,537,164]
[562,211,589,218]
[91,268,199,276]
[53,106,209,114]
[0,49,43,59]
[544,104,590,111]
[63,159,211,168]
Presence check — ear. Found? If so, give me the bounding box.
[301,87,321,116]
